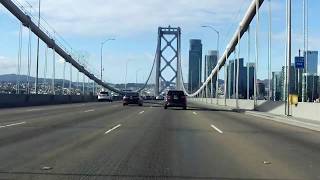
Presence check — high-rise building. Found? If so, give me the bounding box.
[246,63,255,99]
[281,64,296,101]
[272,71,283,101]
[188,39,202,93]
[226,58,247,99]
[304,51,318,75]
[204,50,218,97]
[305,74,319,102]
[257,82,266,99]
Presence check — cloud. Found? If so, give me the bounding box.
[21,0,252,37]
[0,56,17,69]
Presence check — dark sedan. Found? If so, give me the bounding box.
[123,92,143,106]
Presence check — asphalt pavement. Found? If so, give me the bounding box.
[0,101,319,180]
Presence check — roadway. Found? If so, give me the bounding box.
[0,101,319,180]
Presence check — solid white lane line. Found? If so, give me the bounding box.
[210,124,223,134]
[193,112,198,115]
[105,124,121,135]
[84,109,95,113]
[0,121,26,129]
[139,111,145,114]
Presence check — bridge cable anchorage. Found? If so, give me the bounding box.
[178,0,264,97]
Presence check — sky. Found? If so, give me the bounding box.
[0,0,319,84]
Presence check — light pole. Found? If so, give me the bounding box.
[201,25,220,103]
[100,38,115,82]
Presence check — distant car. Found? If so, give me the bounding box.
[123,92,143,106]
[98,91,112,102]
[145,96,152,100]
[156,95,164,100]
[164,90,187,110]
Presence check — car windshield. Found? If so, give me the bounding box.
[167,91,185,96]
[125,92,139,96]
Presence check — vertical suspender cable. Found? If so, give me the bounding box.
[286,0,292,116]
[77,70,79,94]
[62,60,66,94]
[268,0,272,100]
[236,28,241,109]
[16,23,22,94]
[27,27,32,94]
[247,25,250,100]
[82,73,85,95]
[52,49,55,95]
[35,0,41,94]
[69,63,72,94]
[254,0,260,109]
[306,0,309,102]
[302,0,306,102]
[44,45,48,91]
[224,55,227,106]
[233,51,236,98]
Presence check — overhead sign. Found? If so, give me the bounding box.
[295,57,304,69]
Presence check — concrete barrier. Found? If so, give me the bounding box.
[0,94,97,108]
[190,98,320,121]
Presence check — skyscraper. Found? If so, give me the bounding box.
[188,39,202,93]
[272,71,283,101]
[304,51,318,75]
[204,50,218,97]
[226,58,247,98]
[246,63,255,99]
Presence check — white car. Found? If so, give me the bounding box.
[97,91,113,102]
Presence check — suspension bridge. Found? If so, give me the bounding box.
[0,0,320,179]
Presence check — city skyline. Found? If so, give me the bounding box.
[0,0,320,85]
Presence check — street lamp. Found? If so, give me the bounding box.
[100,38,115,82]
[202,25,220,103]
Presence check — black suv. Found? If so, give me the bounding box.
[123,92,143,106]
[164,90,187,110]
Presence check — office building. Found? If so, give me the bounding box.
[304,74,319,102]
[188,39,202,93]
[204,50,218,97]
[246,63,255,99]
[226,58,247,99]
[257,82,266,99]
[304,51,318,75]
[272,71,283,101]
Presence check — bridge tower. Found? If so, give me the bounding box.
[155,26,182,96]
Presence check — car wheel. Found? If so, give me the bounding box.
[123,103,126,106]
[164,106,168,109]
[139,103,143,106]
[183,106,187,110]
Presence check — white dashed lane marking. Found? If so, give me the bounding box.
[0,122,26,129]
[104,124,122,135]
